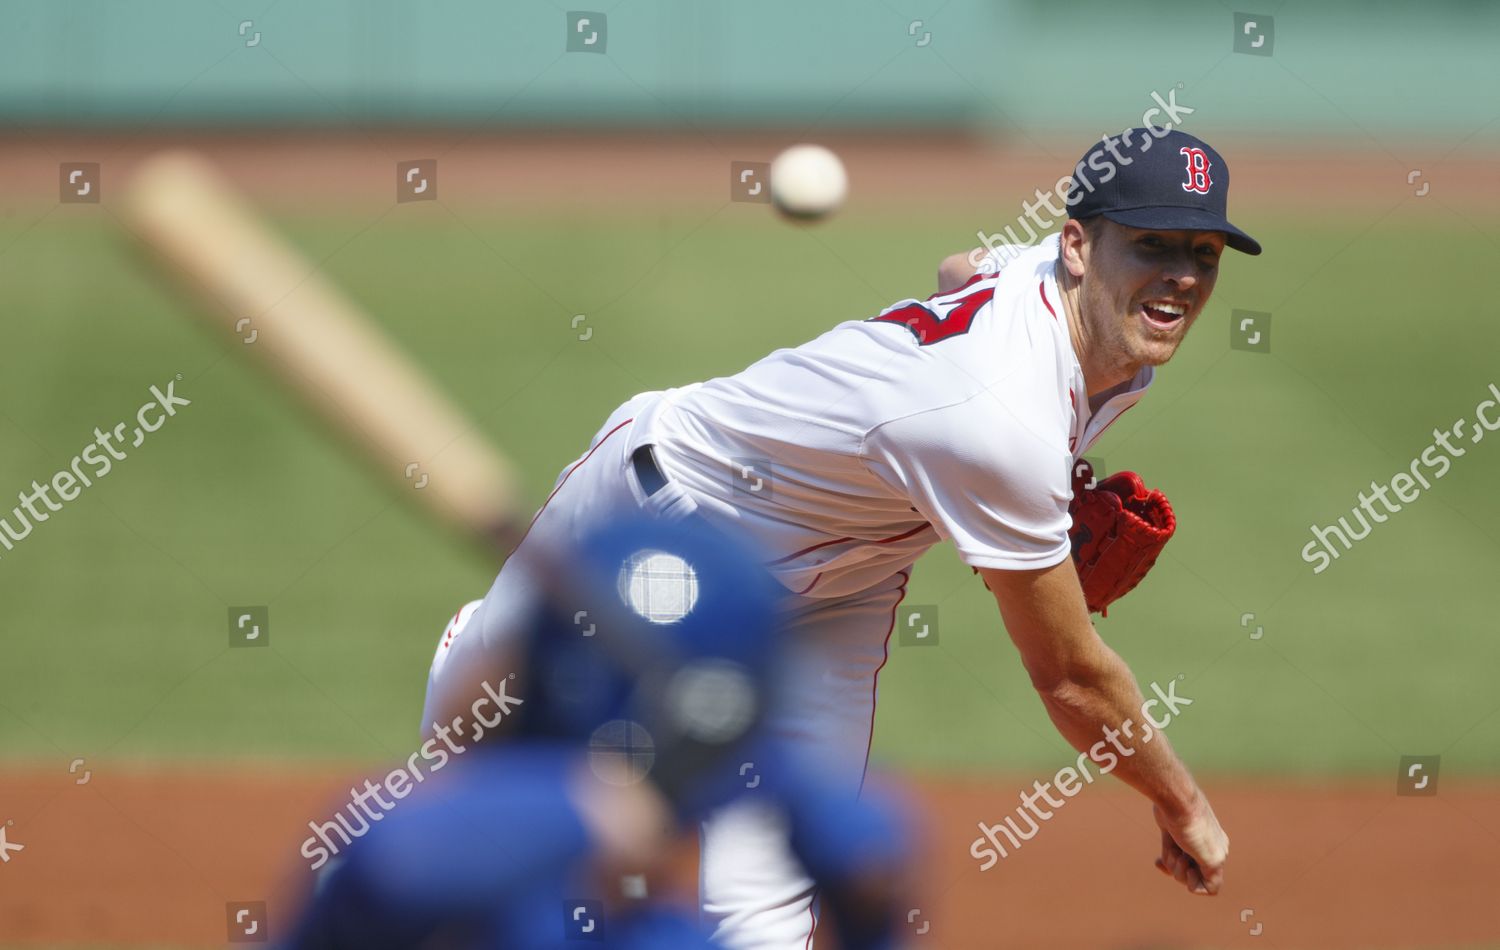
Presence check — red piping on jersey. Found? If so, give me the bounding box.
[791,572,822,595]
[1088,401,1136,445]
[860,569,911,794]
[803,568,911,949]
[1068,386,1078,452]
[1039,279,1058,320]
[440,607,463,650]
[511,417,634,554]
[768,522,932,567]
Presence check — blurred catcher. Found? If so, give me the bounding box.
[287,514,915,949]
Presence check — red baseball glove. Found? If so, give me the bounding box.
[1068,461,1176,615]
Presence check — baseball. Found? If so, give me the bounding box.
[770,144,847,220]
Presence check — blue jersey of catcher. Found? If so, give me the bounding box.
[284,513,913,949]
[283,742,910,949]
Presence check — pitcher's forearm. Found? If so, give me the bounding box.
[1034,649,1199,816]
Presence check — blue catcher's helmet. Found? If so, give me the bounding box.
[511,513,784,808]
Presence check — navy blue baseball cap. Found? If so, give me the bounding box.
[1066,128,1261,255]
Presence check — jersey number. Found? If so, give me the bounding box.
[869,277,993,346]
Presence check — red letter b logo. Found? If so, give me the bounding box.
[1180,147,1212,194]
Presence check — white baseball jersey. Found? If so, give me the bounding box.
[639,233,1154,599]
[424,234,1158,949]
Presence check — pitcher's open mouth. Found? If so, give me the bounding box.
[1141,300,1187,330]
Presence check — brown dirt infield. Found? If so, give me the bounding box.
[1,764,1496,949]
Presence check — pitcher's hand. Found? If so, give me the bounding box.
[1153,793,1228,895]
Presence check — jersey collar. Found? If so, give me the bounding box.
[1076,365,1152,455]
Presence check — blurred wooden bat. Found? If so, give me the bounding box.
[120,151,519,555]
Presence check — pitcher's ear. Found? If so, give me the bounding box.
[1060,218,1092,279]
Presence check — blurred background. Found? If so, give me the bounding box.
[2,1,1498,947]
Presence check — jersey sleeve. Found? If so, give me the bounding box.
[860,394,1074,571]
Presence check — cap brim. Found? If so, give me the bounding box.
[1101,206,1262,256]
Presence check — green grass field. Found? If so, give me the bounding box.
[2,203,1497,781]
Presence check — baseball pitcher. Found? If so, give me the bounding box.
[422,128,1260,948]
